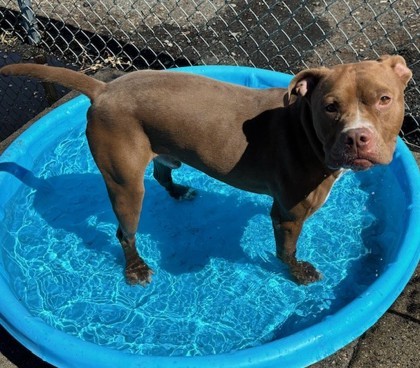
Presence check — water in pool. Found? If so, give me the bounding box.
[1,126,402,357]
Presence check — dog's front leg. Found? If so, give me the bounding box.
[270,202,321,285]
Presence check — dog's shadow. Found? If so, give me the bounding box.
[1,162,273,276]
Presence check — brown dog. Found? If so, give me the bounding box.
[0,55,412,286]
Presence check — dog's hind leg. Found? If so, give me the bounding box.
[86,119,154,286]
[153,155,196,200]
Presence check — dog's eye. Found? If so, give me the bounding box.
[379,95,391,105]
[325,103,338,113]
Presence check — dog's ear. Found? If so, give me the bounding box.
[377,55,412,86]
[287,68,330,100]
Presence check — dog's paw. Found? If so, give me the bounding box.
[179,187,197,200]
[291,261,321,285]
[169,184,197,201]
[125,261,154,286]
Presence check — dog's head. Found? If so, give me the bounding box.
[289,55,412,171]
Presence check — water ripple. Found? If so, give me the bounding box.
[1,126,404,356]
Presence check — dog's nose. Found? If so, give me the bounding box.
[343,128,373,149]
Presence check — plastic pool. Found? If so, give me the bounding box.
[0,66,419,368]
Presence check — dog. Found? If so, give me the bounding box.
[0,55,412,286]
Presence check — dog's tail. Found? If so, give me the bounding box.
[0,63,106,102]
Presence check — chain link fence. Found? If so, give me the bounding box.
[0,0,419,148]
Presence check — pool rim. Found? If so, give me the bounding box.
[0,65,419,368]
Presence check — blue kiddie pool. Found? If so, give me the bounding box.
[0,66,419,368]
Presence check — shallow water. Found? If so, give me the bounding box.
[1,126,403,357]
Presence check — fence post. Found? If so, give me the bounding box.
[17,0,41,45]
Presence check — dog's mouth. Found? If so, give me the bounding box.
[325,138,391,171]
[326,154,377,171]
[345,157,375,171]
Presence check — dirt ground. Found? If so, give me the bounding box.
[0,0,418,143]
[4,0,418,68]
